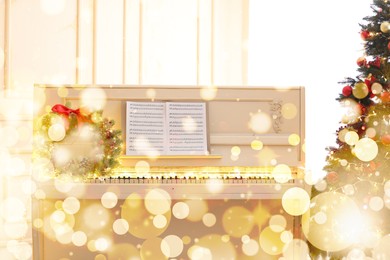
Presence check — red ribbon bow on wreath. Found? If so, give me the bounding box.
[51,104,91,128]
[52,104,81,116]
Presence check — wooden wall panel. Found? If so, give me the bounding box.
[77,0,94,84]
[95,0,124,84]
[124,0,141,85]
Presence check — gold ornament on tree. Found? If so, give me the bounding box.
[352,82,369,99]
[371,82,383,94]
[380,21,390,33]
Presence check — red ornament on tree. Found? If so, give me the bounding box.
[357,57,367,67]
[381,134,390,145]
[380,92,390,102]
[326,171,338,184]
[368,57,381,68]
[388,41,390,50]
[342,85,352,97]
[360,30,371,40]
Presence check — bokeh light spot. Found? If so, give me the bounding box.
[280,230,293,244]
[186,199,208,222]
[242,239,259,256]
[249,112,272,134]
[101,192,118,209]
[369,196,384,211]
[282,187,310,216]
[269,215,287,232]
[81,88,107,112]
[314,211,327,225]
[62,197,80,215]
[182,116,197,133]
[72,231,87,247]
[48,123,66,142]
[113,219,129,235]
[161,235,184,258]
[222,206,254,237]
[251,140,263,150]
[202,213,216,227]
[345,131,359,145]
[135,160,150,175]
[272,164,292,184]
[302,192,362,252]
[231,146,241,156]
[259,226,284,255]
[141,237,167,260]
[288,134,300,146]
[200,85,218,101]
[354,137,378,162]
[281,103,297,119]
[145,189,171,215]
[153,214,167,229]
[172,202,189,219]
[95,238,110,251]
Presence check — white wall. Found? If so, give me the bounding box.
[248,0,372,176]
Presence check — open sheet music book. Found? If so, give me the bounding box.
[126,101,208,156]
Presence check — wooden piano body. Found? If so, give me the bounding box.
[33,85,306,259]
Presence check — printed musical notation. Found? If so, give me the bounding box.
[126,101,208,155]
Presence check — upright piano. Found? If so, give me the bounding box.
[32,85,306,259]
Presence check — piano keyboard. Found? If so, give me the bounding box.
[41,176,303,200]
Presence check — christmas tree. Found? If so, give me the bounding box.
[302,0,390,258]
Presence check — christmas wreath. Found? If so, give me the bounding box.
[33,104,122,179]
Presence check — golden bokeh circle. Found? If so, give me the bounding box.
[288,134,300,146]
[186,198,208,222]
[190,234,236,259]
[144,189,172,215]
[161,235,184,258]
[302,191,362,252]
[354,137,378,162]
[259,226,285,255]
[140,237,168,260]
[281,103,297,119]
[345,131,359,145]
[281,187,310,216]
[251,140,263,151]
[242,239,259,256]
[72,231,87,247]
[172,202,190,219]
[271,164,292,184]
[48,123,66,142]
[121,192,171,239]
[202,213,217,227]
[222,206,255,238]
[62,197,80,215]
[107,243,140,259]
[101,192,118,209]
[112,219,129,235]
[249,112,272,134]
[269,214,287,232]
